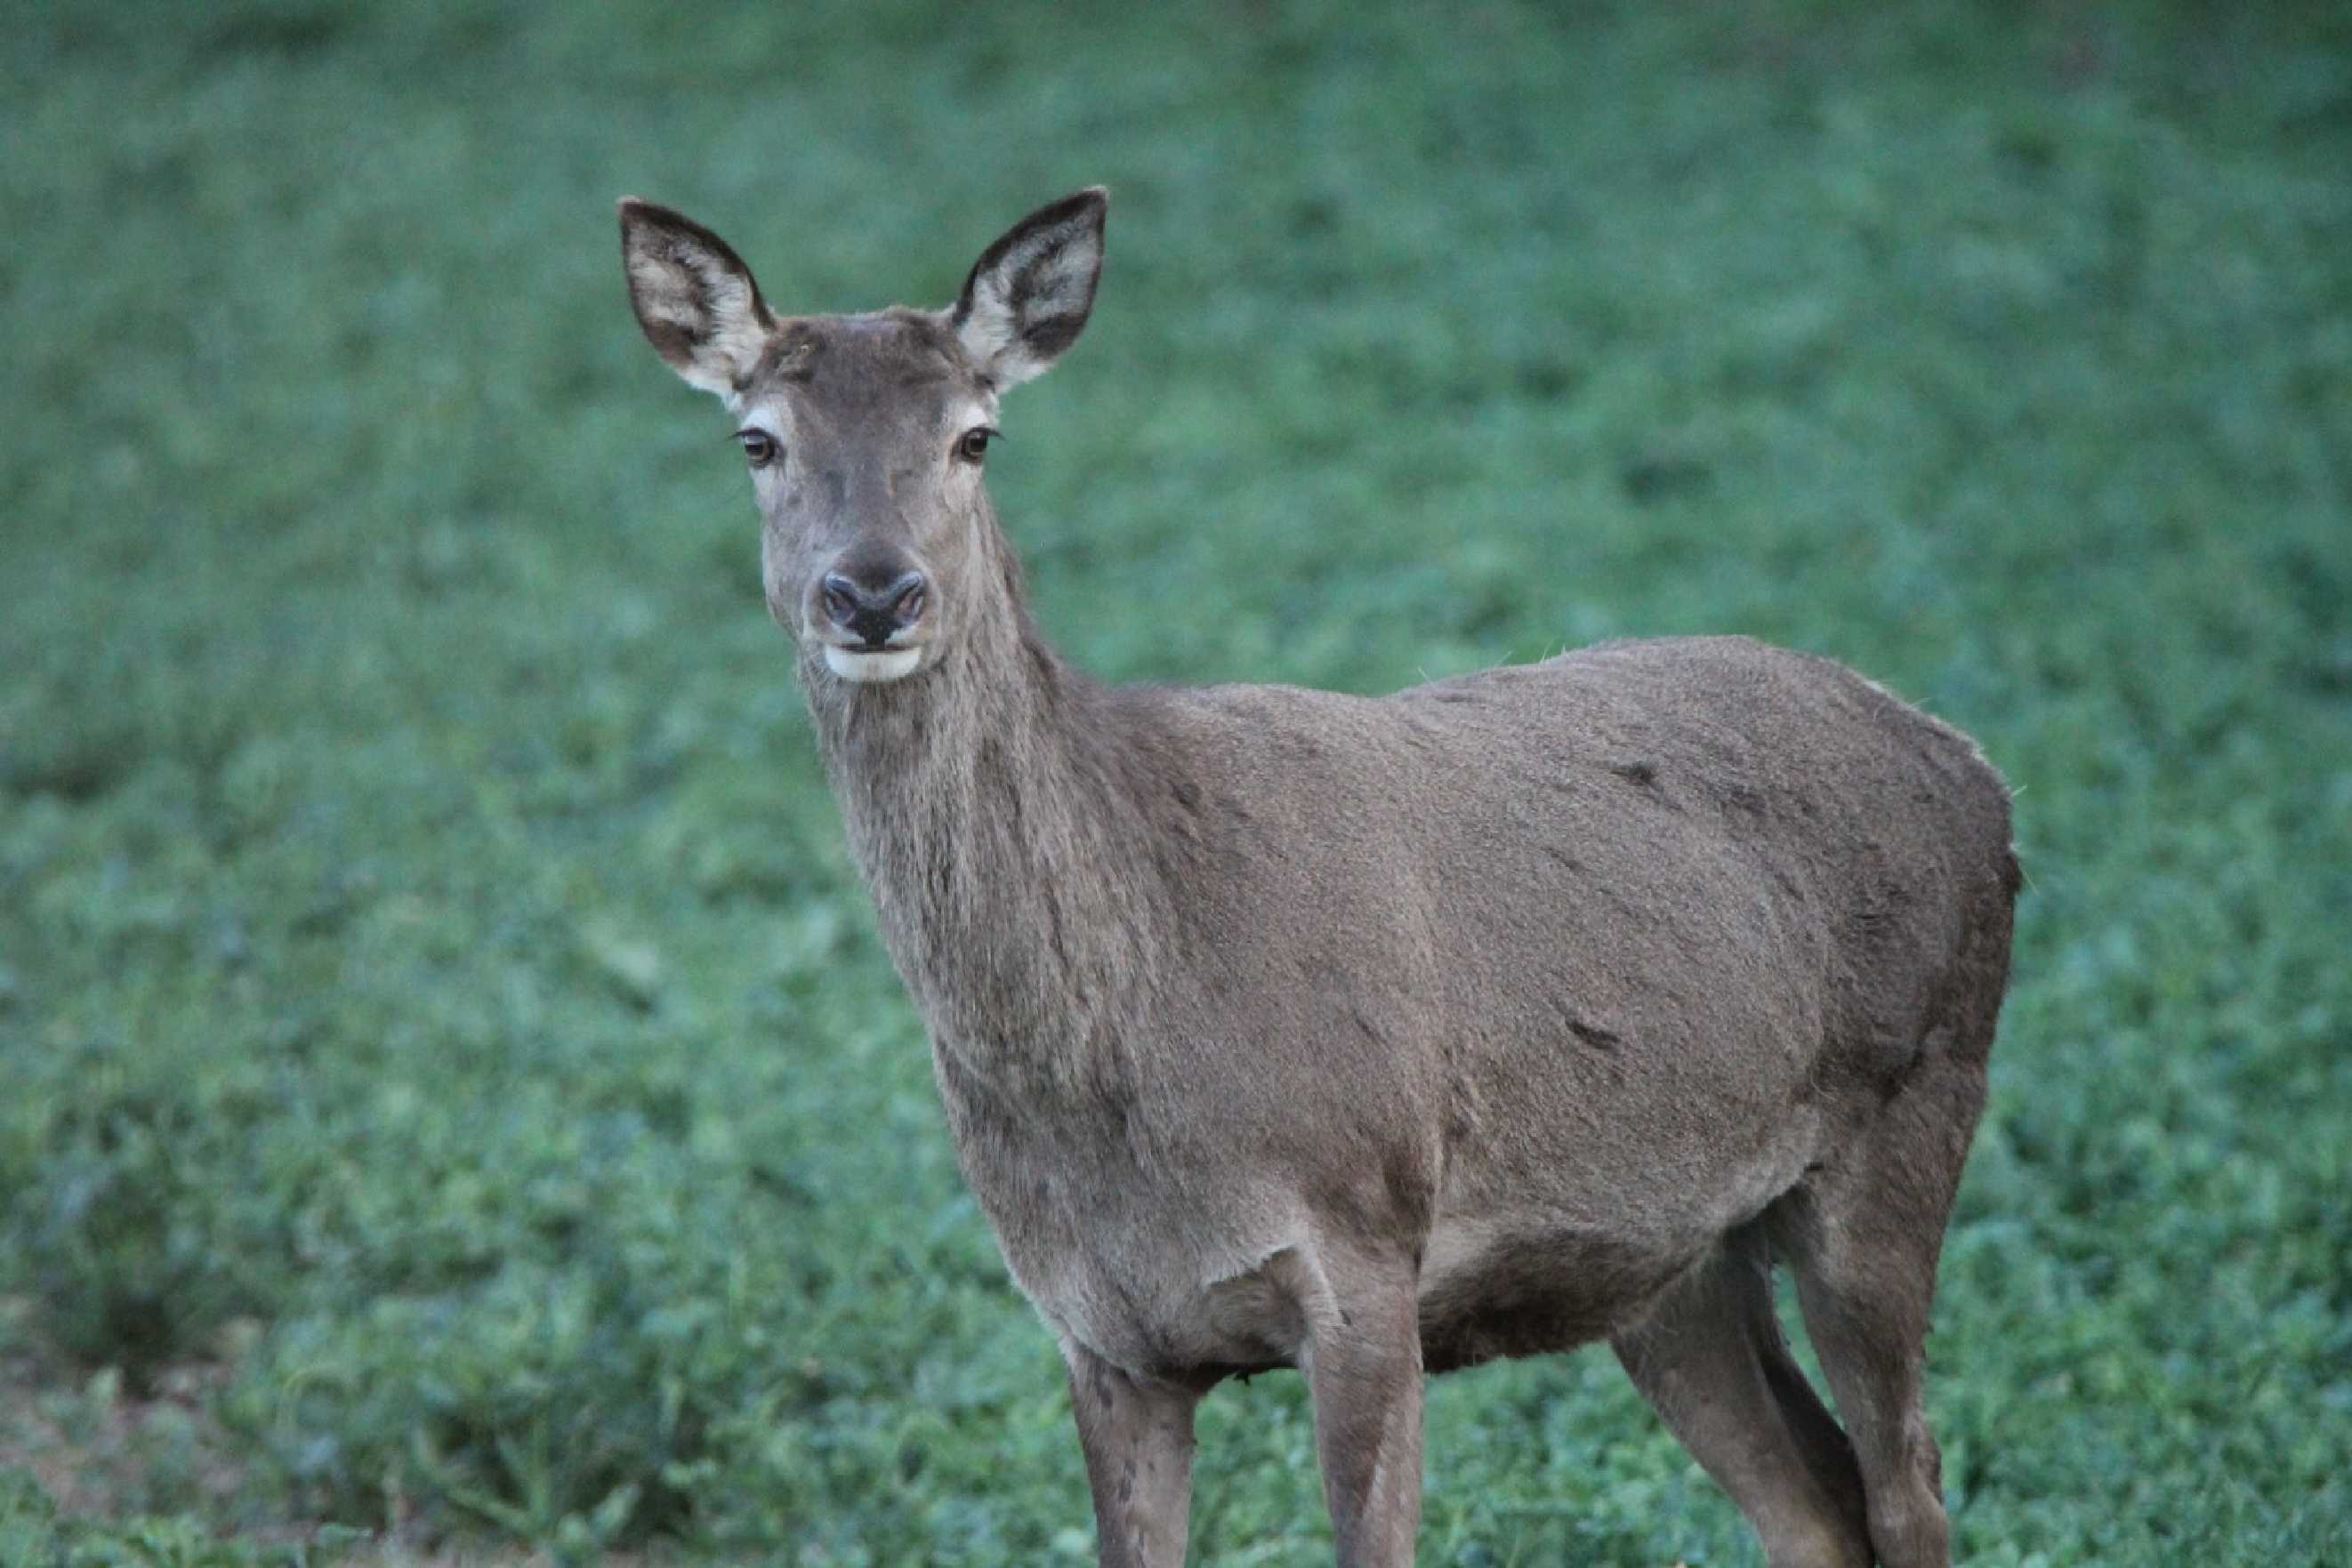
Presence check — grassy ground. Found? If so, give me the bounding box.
[4,0,2349,1563]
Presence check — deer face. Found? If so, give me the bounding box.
[621,191,1107,686]
[720,310,1001,685]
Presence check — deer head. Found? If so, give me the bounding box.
[619,189,1108,685]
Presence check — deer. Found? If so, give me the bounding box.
[618,187,2018,1568]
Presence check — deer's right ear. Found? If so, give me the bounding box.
[619,199,777,398]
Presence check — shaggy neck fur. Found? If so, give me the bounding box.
[798,506,1170,1104]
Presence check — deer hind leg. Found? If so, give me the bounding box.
[1777,1053,1990,1568]
[1611,1226,1872,1568]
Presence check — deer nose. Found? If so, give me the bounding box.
[820,568,929,648]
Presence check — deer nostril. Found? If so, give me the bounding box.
[820,574,862,629]
[885,573,928,626]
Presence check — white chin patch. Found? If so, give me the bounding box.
[823,645,922,684]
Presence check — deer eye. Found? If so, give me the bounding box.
[736,429,780,468]
[954,427,995,464]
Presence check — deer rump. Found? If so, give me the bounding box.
[922,632,2016,1387]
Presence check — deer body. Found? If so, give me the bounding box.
[624,189,2017,1568]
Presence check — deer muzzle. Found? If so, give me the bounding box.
[812,551,931,684]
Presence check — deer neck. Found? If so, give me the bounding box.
[801,516,1165,1096]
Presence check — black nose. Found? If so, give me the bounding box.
[820,568,929,648]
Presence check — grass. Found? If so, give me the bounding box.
[4,0,2349,1562]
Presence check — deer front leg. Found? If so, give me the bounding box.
[1066,1343,1204,1568]
[1298,1247,1425,1568]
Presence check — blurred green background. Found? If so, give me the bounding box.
[4,1,2349,1563]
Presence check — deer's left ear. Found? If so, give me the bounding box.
[619,198,777,398]
[953,188,1108,389]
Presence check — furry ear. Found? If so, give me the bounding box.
[618,199,776,398]
[952,188,1108,389]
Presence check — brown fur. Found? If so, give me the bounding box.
[621,189,2018,1568]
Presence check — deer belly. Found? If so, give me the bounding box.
[1414,1217,1700,1373]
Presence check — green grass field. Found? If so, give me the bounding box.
[4,1,2349,1563]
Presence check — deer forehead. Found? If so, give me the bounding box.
[730,310,992,417]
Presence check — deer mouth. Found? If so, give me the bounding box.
[822,644,924,684]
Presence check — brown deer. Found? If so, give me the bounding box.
[619,187,2018,1568]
